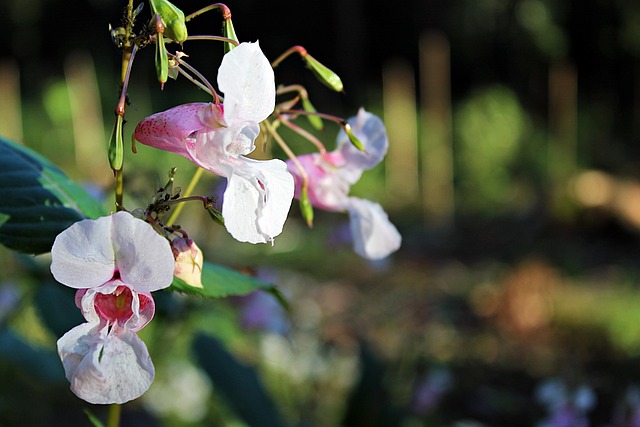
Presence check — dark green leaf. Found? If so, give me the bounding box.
[34,282,84,339]
[0,137,106,254]
[0,329,65,384]
[171,261,277,298]
[193,333,288,427]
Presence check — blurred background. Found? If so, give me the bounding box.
[2,0,640,426]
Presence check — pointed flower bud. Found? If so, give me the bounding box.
[109,115,124,171]
[155,30,169,88]
[342,121,366,152]
[149,0,188,43]
[223,16,238,53]
[301,96,323,130]
[299,184,314,227]
[303,53,343,92]
[172,237,204,289]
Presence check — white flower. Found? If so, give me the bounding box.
[134,42,294,244]
[50,211,175,404]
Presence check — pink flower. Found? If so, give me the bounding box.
[286,108,401,259]
[134,42,294,244]
[50,211,175,404]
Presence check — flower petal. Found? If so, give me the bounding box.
[346,197,401,260]
[57,323,155,404]
[110,211,175,293]
[286,153,352,211]
[336,108,389,170]
[51,216,116,289]
[133,102,208,158]
[223,158,294,244]
[218,42,275,124]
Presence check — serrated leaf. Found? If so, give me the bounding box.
[171,261,275,298]
[0,137,106,254]
[193,333,289,427]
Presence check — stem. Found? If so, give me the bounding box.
[170,53,219,102]
[279,109,344,124]
[165,167,206,226]
[185,3,232,22]
[106,404,121,427]
[186,35,239,47]
[280,117,327,155]
[112,0,138,211]
[271,45,307,68]
[263,119,309,199]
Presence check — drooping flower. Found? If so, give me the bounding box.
[50,211,175,404]
[134,41,294,244]
[286,108,401,260]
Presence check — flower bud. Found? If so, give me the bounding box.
[342,122,366,152]
[149,0,188,43]
[301,97,323,130]
[300,184,314,227]
[155,30,169,89]
[109,115,124,171]
[303,54,343,92]
[223,17,238,53]
[172,238,204,288]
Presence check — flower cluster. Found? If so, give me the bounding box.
[50,1,401,406]
[286,109,401,260]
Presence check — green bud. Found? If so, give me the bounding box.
[343,122,366,152]
[109,115,124,171]
[205,205,225,226]
[301,97,323,130]
[300,185,314,227]
[149,0,188,43]
[303,54,343,92]
[223,17,238,53]
[155,31,169,88]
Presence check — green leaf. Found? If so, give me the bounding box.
[0,136,106,254]
[171,261,277,298]
[193,333,289,427]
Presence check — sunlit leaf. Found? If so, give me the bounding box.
[170,261,277,298]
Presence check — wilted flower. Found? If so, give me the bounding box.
[134,42,294,244]
[50,211,175,404]
[286,108,401,259]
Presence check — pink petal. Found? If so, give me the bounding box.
[286,153,352,212]
[347,197,401,259]
[51,216,117,289]
[110,211,175,293]
[223,158,294,244]
[133,102,208,158]
[57,323,155,404]
[336,108,389,170]
[218,42,275,124]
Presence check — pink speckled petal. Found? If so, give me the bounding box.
[133,102,208,159]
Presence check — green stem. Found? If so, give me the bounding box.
[165,167,206,226]
[106,404,121,427]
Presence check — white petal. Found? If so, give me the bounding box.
[223,158,294,244]
[51,216,116,289]
[110,211,175,293]
[336,108,389,170]
[57,323,155,405]
[218,42,275,124]
[347,197,401,260]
